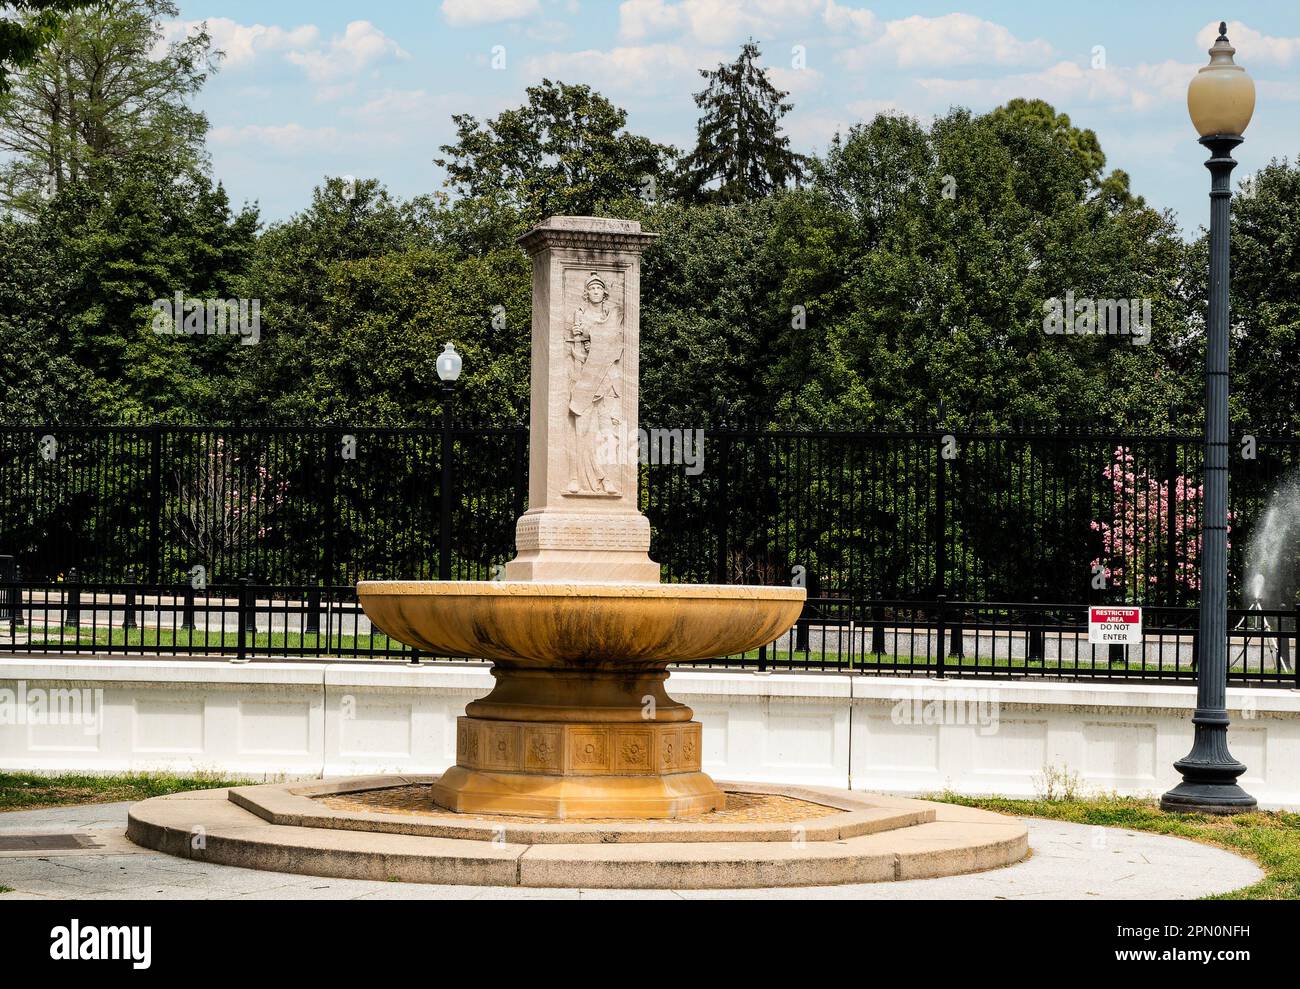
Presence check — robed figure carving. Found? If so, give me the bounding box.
[565,272,623,495]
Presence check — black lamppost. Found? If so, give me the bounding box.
[1161,23,1257,814]
[436,342,463,582]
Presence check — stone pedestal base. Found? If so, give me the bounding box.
[502,510,660,583]
[435,715,722,819]
[432,661,724,819]
[431,764,723,819]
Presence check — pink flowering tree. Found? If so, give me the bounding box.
[1091,446,1226,602]
[172,438,288,572]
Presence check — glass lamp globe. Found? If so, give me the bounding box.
[436,342,462,383]
[1188,22,1255,138]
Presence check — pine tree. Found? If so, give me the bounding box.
[676,40,806,205]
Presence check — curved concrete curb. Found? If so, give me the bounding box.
[127,780,1029,889]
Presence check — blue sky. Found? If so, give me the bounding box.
[170,1,1300,234]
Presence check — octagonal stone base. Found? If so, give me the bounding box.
[438,717,722,818]
[431,766,723,819]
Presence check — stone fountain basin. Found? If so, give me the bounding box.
[356,580,806,817]
[355,580,806,667]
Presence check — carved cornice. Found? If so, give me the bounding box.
[518,216,658,256]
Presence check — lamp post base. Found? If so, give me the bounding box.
[1159,782,1257,815]
[1160,742,1258,815]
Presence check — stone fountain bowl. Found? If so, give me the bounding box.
[355,580,806,667]
[354,580,806,819]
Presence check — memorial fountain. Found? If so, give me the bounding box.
[128,216,1028,887]
[356,216,805,819]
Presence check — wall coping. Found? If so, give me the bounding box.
[1,656,1296,713]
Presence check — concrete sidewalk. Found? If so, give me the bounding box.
[0,800,1263,900]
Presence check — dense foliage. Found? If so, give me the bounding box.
[0,8,1296,438]
[0,6,1297,599]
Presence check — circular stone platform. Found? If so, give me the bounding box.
[127,777,1029,889]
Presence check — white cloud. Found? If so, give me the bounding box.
[1258,79,1300,102]
[210,123,343,153]
[1196,20,1300,66]
[822,1,878,37]
[846,97,920,121]
[784,98,925,149]
[441,0,542,27]
[619,0,684,39]
[619,0,823,45]
[286,21,409,82]
[523,43,720,90]
[918,59,1198,113]
[155,18,320,66]
[353,89,437,118]
[838,13,1053,70]
[767,65,824,98]
[618,2,1051,69]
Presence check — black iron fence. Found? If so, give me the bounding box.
[2,577,1295,687]
[2,424,1297,609]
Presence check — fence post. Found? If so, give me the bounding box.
[935,595,947,680]
[1165,437,1179,607]
[236,577,250,662]
[714,424,730,584]
[948,606,964,659]
[871,602,885,656]
[1027,596,1045,664]
[148,424,162,585]
[511,428,527,542]
[66,568,80,627]
[1293,602,1299,690]
[243,572,257,633]
[123,567,136,630]
[1,557,17,631]
[0,555,12,622]
[1274,598,1290,675]
[305,574,321,635]
[439,404,454,581]
[324,431,337,586]
[181,577,195,631]
[935,432,948,602]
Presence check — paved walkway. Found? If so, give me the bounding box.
[0,800,1262,900]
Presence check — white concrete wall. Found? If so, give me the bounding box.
[1,658,1297,809]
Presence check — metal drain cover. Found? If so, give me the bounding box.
[0,833,102,851]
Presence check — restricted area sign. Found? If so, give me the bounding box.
[1088,606,1143,645]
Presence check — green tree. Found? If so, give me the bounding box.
[763,104,1188,431]
[635,197,782,426]
[984,97,1107,193]
[1222,158,1300,435]
[0,1,93,93]
[235,179,532,425]
[0,0,216,211]
[675,40,806,205]
[434,80,676,224]
[1,159,258,420]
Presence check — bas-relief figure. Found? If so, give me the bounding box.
[565,271,623,497]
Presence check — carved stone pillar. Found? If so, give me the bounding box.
[503,216,661,583]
